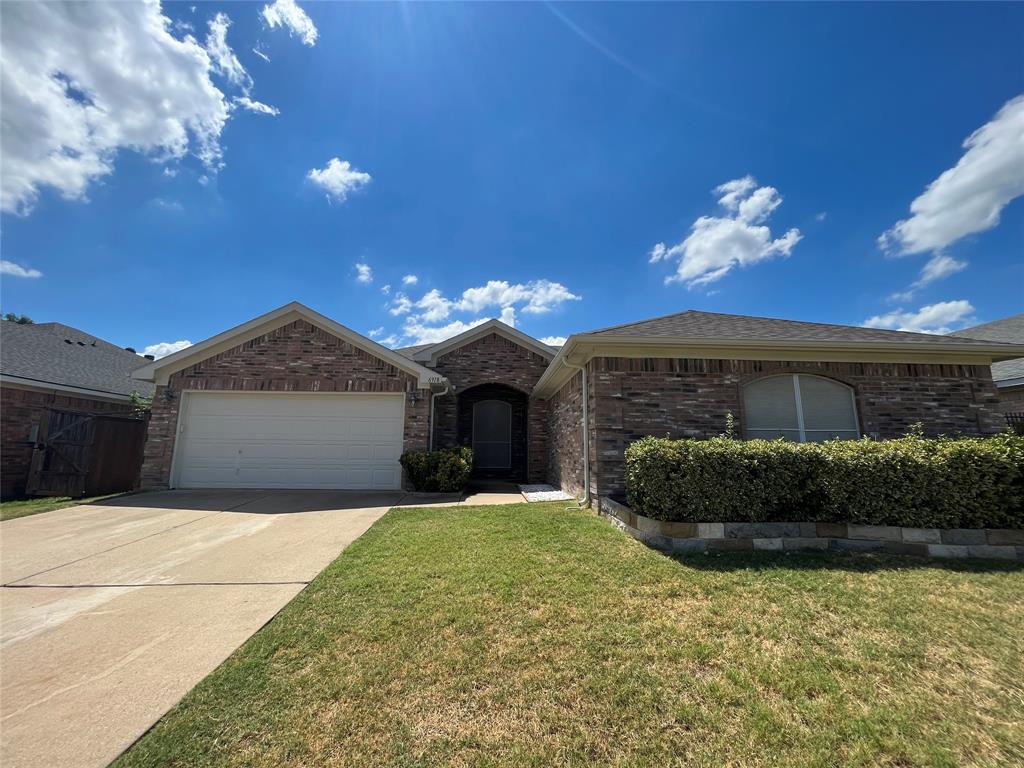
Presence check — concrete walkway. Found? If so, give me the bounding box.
[0,490,400,768]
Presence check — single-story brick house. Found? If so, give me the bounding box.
[133,301,1022,499]
[951,313,1024,416]
[1,320,156,498]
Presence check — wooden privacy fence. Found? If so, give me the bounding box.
[26,409,148,498]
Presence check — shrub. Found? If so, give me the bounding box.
[400,447,473,492]
[625,433,1024,529]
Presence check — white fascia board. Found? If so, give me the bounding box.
[532,334,1024,398]
[133,301,444,388]
[413,319,556,364]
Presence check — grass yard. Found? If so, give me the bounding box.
[116,502,1023,768]
[0,493,125,522]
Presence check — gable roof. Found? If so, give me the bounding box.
[951,314,1024,386]
[132,302,443,388]
[404,319,557,365]
[1,320,155,400]
[534,309,1024,398]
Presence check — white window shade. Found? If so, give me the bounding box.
[743,375,859,443]
[798,375,859,441]
[744,374,800,440]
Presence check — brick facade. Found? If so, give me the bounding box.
[545,370,587,496]
[994,385,1024,416]
[1,385,135,498]
[430,333,551,482]
[545,356,1007,499]
[140,320,430,489]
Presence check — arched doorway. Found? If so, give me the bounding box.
[456,383,529,480]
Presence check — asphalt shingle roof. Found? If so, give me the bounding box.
[951,314,1024,384]
[585,309,1019,348]
[393,343,435,360]
[0,320,156,398]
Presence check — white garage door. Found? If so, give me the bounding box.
[173,392,405,490]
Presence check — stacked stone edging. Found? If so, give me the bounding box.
[598,497,1024,561]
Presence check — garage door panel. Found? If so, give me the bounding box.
[175,394,405,490]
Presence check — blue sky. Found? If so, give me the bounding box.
[1,1,1022,356]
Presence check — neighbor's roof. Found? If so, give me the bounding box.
[951,313,1024,385]
[0,320,155,399]
[587,309,1022,347]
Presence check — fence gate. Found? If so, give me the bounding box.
[25,409,147,498]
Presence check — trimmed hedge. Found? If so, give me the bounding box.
[400,446,473,492]
[625,434,1024,529]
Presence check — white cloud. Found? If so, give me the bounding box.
[261,0,318,46]
[382,278,580,345]
[149,197,183,212]
[402,274,419,286]
[880,95,1024,256]
[863,300,975,335]
[380,284,391,295]
[367,327,385,339]
[455,279,580,315]
[143,339,193,359]
[540,335,567,347]
[416,289,454,322]
[401,317,490,346]
[1,260,43,278]
[651,177,802,287]
[815,211,827,222]
[887,253,968,302]
[252,46,271,63]
[0,1,239,215]
[389,293,413,316]
[307,157,371,204]
[354,262,373,284]
[234,97,279,116]
[206,13,251,92]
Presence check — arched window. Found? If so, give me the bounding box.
[743,374,859,442]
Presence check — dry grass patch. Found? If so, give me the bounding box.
[115,502,1024,768]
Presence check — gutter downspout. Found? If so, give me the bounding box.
[428,383,452,452]
[560,357,590,506]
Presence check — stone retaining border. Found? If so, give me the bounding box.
[598,497,1024,561]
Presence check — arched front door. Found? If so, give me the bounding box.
[472,399,512,470]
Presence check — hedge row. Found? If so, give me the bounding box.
[624,434,1024,530]
[400,446,473,492]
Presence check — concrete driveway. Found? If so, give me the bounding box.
[0,489,401,768]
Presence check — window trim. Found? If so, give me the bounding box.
[743,374,859,443]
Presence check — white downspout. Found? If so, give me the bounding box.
[428,384,451,451]
[561,357,590,506]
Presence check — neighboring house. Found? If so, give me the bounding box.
[132,302,1021,499]
[951,314,1024,415]
[0,320,156,498]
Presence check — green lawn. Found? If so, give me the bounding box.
[0,493,125,522]
[116,502,1023,768]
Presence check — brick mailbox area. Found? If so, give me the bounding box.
[599,497,1024,561]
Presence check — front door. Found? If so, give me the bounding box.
[472,400,511,471]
